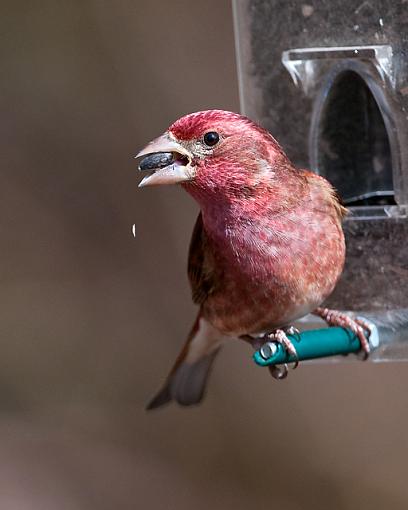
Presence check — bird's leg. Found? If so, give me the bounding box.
[312,307,371,359]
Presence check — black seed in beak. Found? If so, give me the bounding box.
[138,152,174,171]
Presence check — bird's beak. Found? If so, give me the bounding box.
[135,133,195,187]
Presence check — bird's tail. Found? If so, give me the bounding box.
[146,315,224,410]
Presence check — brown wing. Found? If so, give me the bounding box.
[188,213,217,305]
[302,170,348,222]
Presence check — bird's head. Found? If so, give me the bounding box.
[136,110,294,206]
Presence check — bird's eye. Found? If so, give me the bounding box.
[203,131,220,147]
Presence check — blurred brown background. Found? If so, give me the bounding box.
[1,1,408,508]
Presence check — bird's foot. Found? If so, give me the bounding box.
[313,307,371,359]
[241,327,300,379]
[263,328,299,380]
[265,329,299,365]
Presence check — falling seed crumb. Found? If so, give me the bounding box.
[132,224,136,238]
[379,18,384,27]
[301,4,314,17]
[353,24,359,31]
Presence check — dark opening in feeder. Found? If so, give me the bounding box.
[316,70,394,206]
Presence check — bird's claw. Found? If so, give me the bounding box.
[283,325,302,346]
[313,307,371,359]
[264,328,299,377]
[284,325,300,337]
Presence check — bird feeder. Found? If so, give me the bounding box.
[233,0,408,361]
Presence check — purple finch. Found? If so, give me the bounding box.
[137,110,369,409]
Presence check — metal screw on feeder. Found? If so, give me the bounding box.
[259,342,278,360]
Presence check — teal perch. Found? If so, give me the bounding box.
[253,326,370,367]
